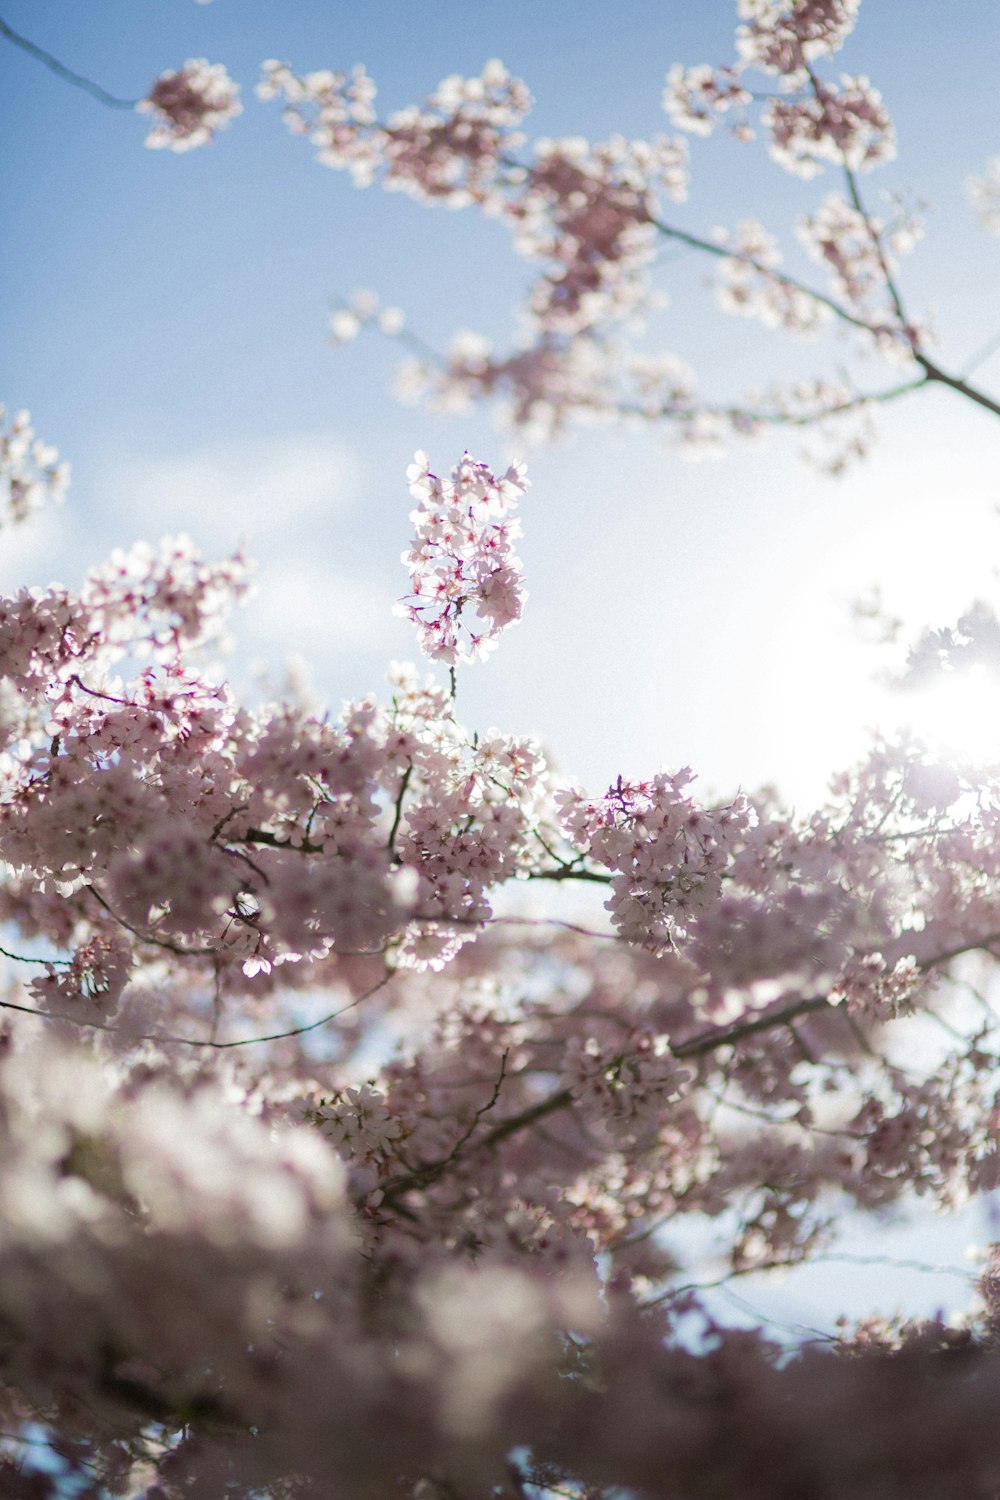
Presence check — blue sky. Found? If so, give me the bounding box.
[3,0,1000,813]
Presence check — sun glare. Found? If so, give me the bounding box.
[894,666,1000,766]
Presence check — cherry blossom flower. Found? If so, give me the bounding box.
[255,0,994,473]
[737,0,862,78]
[662,63,751,135]
[968,156,1000,235]
[3,436,1000,1495]
[396,449,529,664]
[0,406,69,528]
[763,74,895,178]
[138,58,242,151]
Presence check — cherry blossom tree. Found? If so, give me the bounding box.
[254,0,1000,471]
[6,3,1000,1498]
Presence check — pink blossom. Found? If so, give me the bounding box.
[0,406,69,528]
[763,75,895,177]
[662,63,751,135]
[737,0,862,78]
[139,59,242,151]
[396,449,530,664]
[968,156,1000,235]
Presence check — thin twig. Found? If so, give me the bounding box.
[615,376,927,429]
[0,15,139,109]
[387,763,413,858]
[379,1049,510,1204]
[672,995,833,1059]
[913,353,1000,421]
[84,883,218,958]
[0,968,395,1050]
[650,1249,977,1309]
[649,213,877,335]
[0,943,72,968]
[527,866,613,886]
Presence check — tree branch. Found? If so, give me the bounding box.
[913,355,1000,421]
[649,213,878,335]
[0,15,139,109]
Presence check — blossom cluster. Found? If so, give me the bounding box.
[764,74,895,178]
[558,770,755,953]
[507,132,688,336]
[257,56,529,200]
[258,0,965,476]
[2,433,1000,1497]
[261,57,688,345]
[328,287,405,343]
[797,191,887,305]
[138,57,242,151]
[711,219,831,335]
[736,0,862,77]
[665,2,889,178]
[396,449,529,663]
[561,1032,691,1146]
[0,405,69,528]
[662,63,751,136]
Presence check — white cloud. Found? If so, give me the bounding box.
[101,435,370,550]
[246,558,397,661]
[0,507,71,592]
[81,435,403,684]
